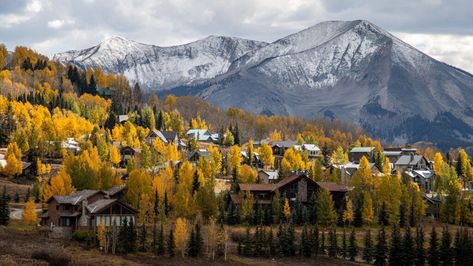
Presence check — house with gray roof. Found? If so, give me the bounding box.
[349,146,375,163]
[187,129,220,143]
[394,154,429,172]
[41,187,137,230]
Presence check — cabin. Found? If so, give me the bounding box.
[295,144,320,158]
[41,188,137,230]
[258,169,279,184]
[186,129,219,143]
[334,162,381,185]
[394,154,430,172]
[96,87,113,98]
[120,146,141,167]
[271,141,296,157]
[383,148,403,163]
[118,115,129,124]
[241,151,263,167]
[187,149,210,163]
[349,147,375,163]
[232,173,348,211]
[406,170,434,192]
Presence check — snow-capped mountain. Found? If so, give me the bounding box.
[55,20,473,149]
[54,35,267,91]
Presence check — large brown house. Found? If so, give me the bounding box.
[232,173,348,211]
[41,187,137,230]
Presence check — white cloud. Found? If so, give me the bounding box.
[26,0,42,13]
[396,32,473,74]
[47,19,64,29]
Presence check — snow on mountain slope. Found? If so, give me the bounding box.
[54,35,267,91]
[55,20,473,149]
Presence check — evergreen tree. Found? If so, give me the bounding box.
[312,226,320,258]
[329,227,338,257]
[415,227,425,266]
[243,226,253,256]
[375,227,388,266]
[428,227,439,266]
[164,191,170,216]
[192,170,200,195]
[439,226,452,266]
[118,218,129,253]
[320,230,326,255]
[157,224,165,255]
[195,223,203,257]
[300,225,310,257]
[400,202,406,228]
[168,228,175,257]
[379,202,389,226]
[0,189,10,225]
[157,111,164,130]
[348,228,357,261]
[267,228,276,257]
[188,226,196,256]
[129,219,137,252]
[363,229,374,263]
[152,222,158,254]
[342,228,347,259]
[453,228,462,266]
[389,225,403,265]
[88,74,97,95]
[403,226,415,266]
[354,204,363,227]
[139,223,147,252]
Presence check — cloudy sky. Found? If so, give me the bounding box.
[1,0,472,73]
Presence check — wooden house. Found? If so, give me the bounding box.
[349,147,375,163]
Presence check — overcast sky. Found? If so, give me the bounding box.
[1,0,472,73]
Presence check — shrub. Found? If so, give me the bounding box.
[32,249,71,266]
[72,229,96,245]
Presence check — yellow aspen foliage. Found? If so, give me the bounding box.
[109,145,121,165]
[382,157,391,175]
[283,198,291,219]
[238,165,257,183]
[165,143,180,163]
[433,152,444,176]
[125,169,152,207]
[239,191,254,221]
[152,137,166,155]
[37,159,52,175]
[165,95,177,110]
[227,145,242,175]
[269,130,282,142]
[152,165,175,201]
[207,145,222,178]
[3,142,23,176]
[97,221,106,249]
[190,115,207,129]
[51,168,75,195]
[138,193,151,224]
[331,146,348,165]
[23,199,38,225]
[343,199,354,224]
[362,191,374,225]
[258,144,274,168]
[174,218,188,257]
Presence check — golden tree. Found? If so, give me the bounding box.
[283,198,291,220]
[125,169,152,208]
[174,217,188,257]
[109,145,121,166]
[227,145,242,175]
[258,144,274,169]
[97,221,106,250]
[343,199,354,225]
[238,165,257,183]
[3,142,22,176]
[23,199,38,225]
[362,191,374,225]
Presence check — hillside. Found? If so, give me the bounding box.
[55,20,473,150]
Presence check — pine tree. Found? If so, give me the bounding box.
[375,227,388,266]
[439,226,452,265]
[139,223,147,252]
[188,226,196,256]
[348,228,357,261]
[379,202,389,226]
[129,219,137,252]
[389,225,403,265]
[342,228,347,259]
[0,189,10,225]
[301,225,311,257]
[329,227,338,257]
[320,230,326,255]
[363,229,374,263]
[243,226,253,256]
[312,225,320,258]
[157,224,165,255]
[195,223,203,257]
[168,228,175,257]
[415,227,425,266]
[428,227,439,266]
[403,226,415,266]
[267,227,276,257]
